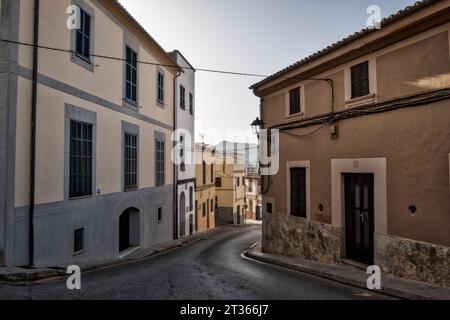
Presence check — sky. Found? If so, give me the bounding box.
[118,0,417,145]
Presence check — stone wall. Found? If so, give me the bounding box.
[262,212,342,264]
[375,234,450,287]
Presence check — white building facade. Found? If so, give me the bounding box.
[169,51,196,238]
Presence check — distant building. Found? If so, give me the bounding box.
[195,143,216,233]
[169,50,196,238]
[215,152,246,225]
[244,167,262,221]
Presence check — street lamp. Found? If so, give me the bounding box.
[251,117,264,135]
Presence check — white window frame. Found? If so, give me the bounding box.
[284,85,306,120]
[344,55,378,109]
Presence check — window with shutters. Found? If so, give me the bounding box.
[157,71,165,104]
[124,133,138,190]
[75,8,91,61]
[125,46,138,103]
[70,120,93,198]
[189,93,194,115]
[290,168,307,219]
[180,85,186,110]
[351,61,369,99]
[289,87,301,115]
[215,177,222,188]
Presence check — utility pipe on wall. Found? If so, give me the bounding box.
[29,0,40,267]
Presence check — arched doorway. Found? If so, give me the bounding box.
[180,192,186,237]
[119,208,140,253]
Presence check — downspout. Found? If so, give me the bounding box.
[173,69,181,240]
[29,0,40,267]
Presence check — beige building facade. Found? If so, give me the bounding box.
[195,143,216,233]
[0,0,179,267]
[251,0,450,286]
[244,167,262,221]
[215,153,246,225]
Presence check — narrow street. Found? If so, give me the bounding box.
[0,226,393,300]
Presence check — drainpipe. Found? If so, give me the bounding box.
[173,69,181,240]
[29,0,40,267]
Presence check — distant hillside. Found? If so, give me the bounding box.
[215,141,259,167]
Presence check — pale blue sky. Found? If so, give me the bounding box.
[118,0,416,145]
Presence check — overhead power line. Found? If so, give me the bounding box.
[0,38,332,82]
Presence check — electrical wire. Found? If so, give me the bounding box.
[0,38,333,82]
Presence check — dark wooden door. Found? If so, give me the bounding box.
[344,173,374,265]
[119,210,130,252]
[290,168,307,218]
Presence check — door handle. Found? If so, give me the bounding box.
[360,212,366,223]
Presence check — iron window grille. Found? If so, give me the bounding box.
[156,139,165,186]
[74,228,85,253]
[124,133,138,190]
[69,120,93,198]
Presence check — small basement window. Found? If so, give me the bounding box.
[74,228,85,253]
[158,208,162,223]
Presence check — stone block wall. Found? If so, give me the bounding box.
[262,212,342,264]
[375,234,450,287]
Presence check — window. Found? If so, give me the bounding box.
[156,138,165,186]
[210,199,214,213]
[75,8,91,60]
[202,161,206,185]
[189,187,194,211]
[189,93,194,115]
[180,134,185,172]
[125,46,138,103]
[74,228,84,253]
[207,199,210,215]
[124,133,138,190]
[249,180,253,193]
[211,164,214,183]
[267,202,273,214]
[157,208,162,223]
[215,177,222,188]
[236,177,240,187]
[180,85,186,110]
[157,71,165,103]
[289,87,301,115]
[351,61,369,99]
[202,202,206,217]
[70,120,93,198]
[290,168,307,218]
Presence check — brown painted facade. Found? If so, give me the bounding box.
[251,1,450,285]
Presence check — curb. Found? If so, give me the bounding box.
[243,243,450,300]
[1,228,223,284]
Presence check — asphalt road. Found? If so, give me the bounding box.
[0,226,393,300]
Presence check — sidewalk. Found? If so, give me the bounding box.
[0,228,222,283]
[245,243,450,300]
